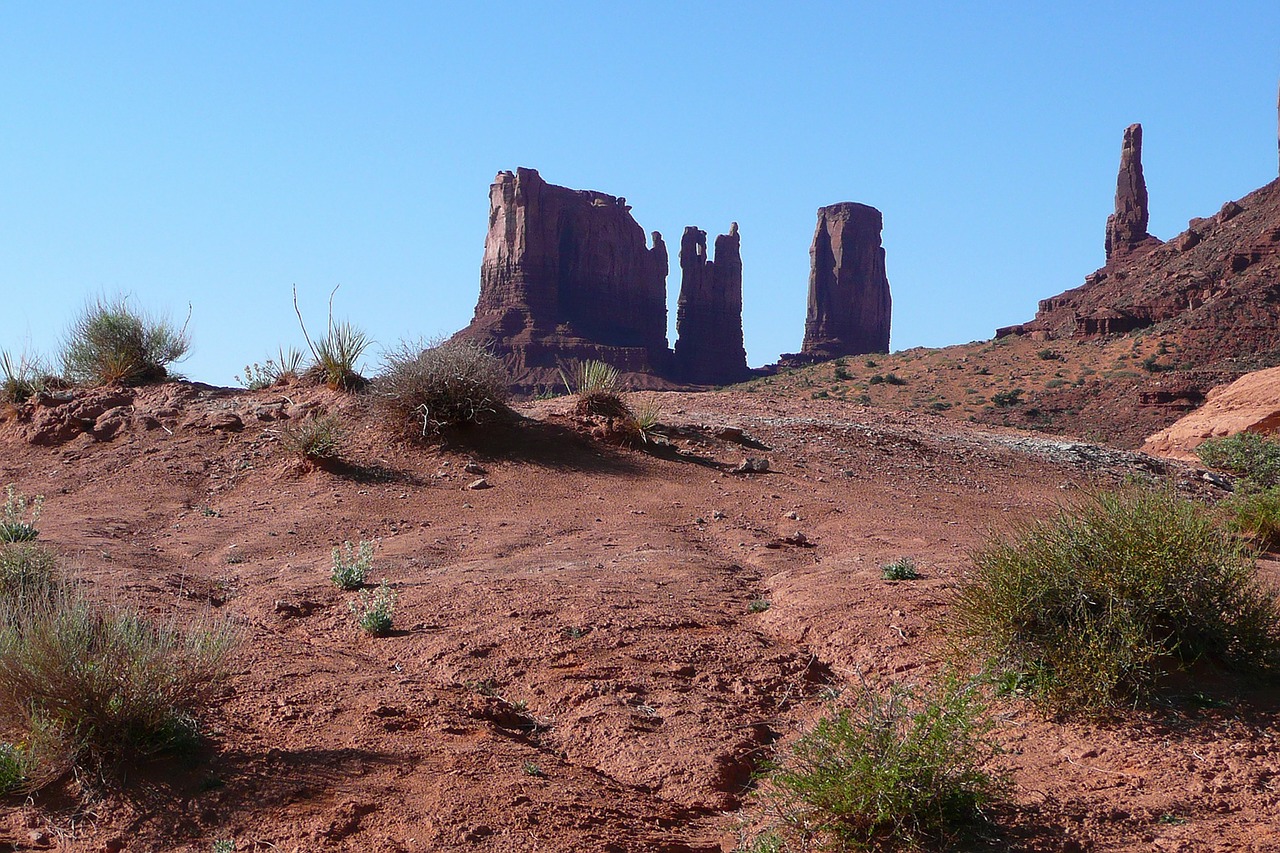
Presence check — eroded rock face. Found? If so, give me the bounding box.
[1105,124,1161,261]
[456,168,673,393]
[673,223,749,384]
[799,202,891,360]
[1143,365,1280,460]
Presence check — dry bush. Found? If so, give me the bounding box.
[375,338,509,437]
[279,414,344,462]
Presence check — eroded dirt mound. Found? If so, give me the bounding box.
[0,382,1275,852]
[1144,365,1280,460]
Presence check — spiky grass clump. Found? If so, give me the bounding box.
[881,557,919,581]
[294,286,369,391]
[0,485,42,544]
[757,674,1004,850]
[955,487,1280,712]
[376,339,509,437]
[1197,432,1280,487]
[0,544,57,601]
[0,583,237,767]
[279,415,344,463]
[60,296,190,386]
[1,351,53,405]
[561,360,629,418]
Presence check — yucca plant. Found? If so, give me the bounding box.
[0,486,42,544]
[0,351,49,404]
[560,359,629,417]
[294,286,370,391]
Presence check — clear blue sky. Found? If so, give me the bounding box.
[3,3,1278,385]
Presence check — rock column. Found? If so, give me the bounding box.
[1104,123,1160,261]
[673,224,749,384]
[800,203,891,360]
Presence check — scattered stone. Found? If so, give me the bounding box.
[732,457,770,474]
[467,478,492,490]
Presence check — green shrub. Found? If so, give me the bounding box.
[991,388,1023,407]
[279,415,343,462]
[1036,349,1060,361]
[881,557,919,581]
[757,675,1003,850]
[0,485,42,544]
[955,488,1280,712]
[331,540,373,590]
[0,583,237,766]
[377,339,509,436]
[61,296,190,386]
[1197,432,1280,487]
[883,373,907,386]
[560,360,629,418]
[1220,485,1280,551]
[350,581,397,635]
[834,365,852,381]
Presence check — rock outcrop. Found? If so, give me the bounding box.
[1143,365,1280,461]
[798,203,891,360]
[673,224,750,384]
[1104,123,1161,261]
[454,168,674,393]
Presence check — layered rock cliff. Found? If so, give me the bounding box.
[454,168,675,393]
[799,202,892,360]
[673,224,750,384]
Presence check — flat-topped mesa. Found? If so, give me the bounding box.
[457,168,673,392]
[1105,123,1162,261]
[799,202,891,360]
[673,223,749,384]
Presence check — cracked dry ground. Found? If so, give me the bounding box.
[2,386,1278,852]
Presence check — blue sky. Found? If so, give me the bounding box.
[2,3,1278,385]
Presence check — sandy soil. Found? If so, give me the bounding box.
[0,383,1277,852]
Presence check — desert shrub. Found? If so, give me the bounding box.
[0,544,57,600]
[0,740,33,794]
[561,360,629,418]
[834,364,852,381]
[868,374,885,385]
[991,388,1023,407]
[279,415,343,462]
[881,557,919,581]
[331,540,373,590]
[883,373,907,386]
[955,488,1280,712]
[1036,348,1060,361]
[757,674,1003,850]
[0,485,42,544]
[0,583,237,766]
[1197,432,1280,487]
[1,351,52,404]
[61,296,190,386]
[1220,485,1280,551]
[238,346,306,390]
[350,582,396,635]
[294,286,370,390]
[376,338,509,436]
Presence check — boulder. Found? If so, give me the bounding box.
[798,202,891,360]
[673,223,750,384]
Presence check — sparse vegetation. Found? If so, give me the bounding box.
[955,487,1280,712]
[238,346,305,390]
[0,581,237,768]
[0,740,32,794]
[0,485,42,544]
[1220,485,1280,551]
[1036,348,1060,361]
[331,540,373,590]
[61,296,190,386]
[351,581,397,635]
[991,388,1024,407]
[1,351,51,404]
[1197,432,1280,487]
[0,543,57,600]
[376,338,509,436]
[881,557,919,581]
[756,674,1004,850]
[627,394,664,443]
[748,599,772,614]
[279,414,343,462]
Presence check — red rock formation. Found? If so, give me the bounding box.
[1104,124,1161,261]
[673,223,749,384]
[799,202,891,360]
[454,168,674,393]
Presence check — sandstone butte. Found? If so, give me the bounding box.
[1144,364,1280,461]
[452,168,893,393]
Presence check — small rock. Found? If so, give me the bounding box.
[27,829,51,848]
[784,510,800,520]
[464,461,486,475]
[274,600,304,618]
[102,839,126,853]
[732,457,770,474]
[715,426,744,442]
[712,510,726,520]
[467,478,491,490]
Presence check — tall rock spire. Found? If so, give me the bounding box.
[799,203,891,360]
[673,223,749,384]
[1104,123,1161,261]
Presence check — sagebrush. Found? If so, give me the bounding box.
[61,296,190,386]
[376,338,509,436]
